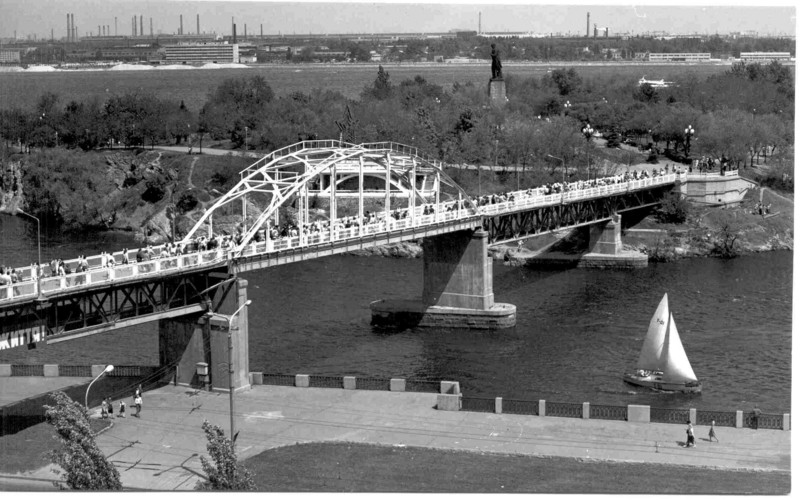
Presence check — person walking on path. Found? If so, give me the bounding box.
[101,398,108,419]
[107,399,114,419]
[709,420,719,442]
[685,421,695,447]
[753,406,762,429]
[134,394,142,418]
[119,400,126,418]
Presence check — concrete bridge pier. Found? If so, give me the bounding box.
[159,278,250,392]
[371,229,516,329]
[581,214,647,268]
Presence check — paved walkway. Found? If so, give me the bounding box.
[3,384,790,491]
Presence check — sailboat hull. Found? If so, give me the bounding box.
[623,372,702,393]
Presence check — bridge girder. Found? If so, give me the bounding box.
[181,141,479,257]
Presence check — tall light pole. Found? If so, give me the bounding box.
[85,365,114,409]
[15,209,42,298]
[547,154,566,185]
[582,123,594,180]
[684,125,695,157]
[215,299,252,443]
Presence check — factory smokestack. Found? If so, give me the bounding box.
[132,16,136,36]
[260,24,263,38]
[66,13,70,41]
[150,18,153,37]
[586,12,590,37]
[140,15,143,38]
[479,12,481,34]
[115,17,117,36]
[244,24,247,38]
[72,14,76,41]
[197,14,200,35]
[180,14,183,35]
[594,23,598,38]
[233,24,237,44]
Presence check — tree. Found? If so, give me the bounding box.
[362,65,393,100]
[549,68,582,96]
[44,391,122,490]
[196,420,255,491]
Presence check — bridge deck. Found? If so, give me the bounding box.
[0,173,683,306]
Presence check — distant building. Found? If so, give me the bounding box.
[635,52,711,62]
[739,52,792,62]
[163,43,238,64]
[0,49,21,63]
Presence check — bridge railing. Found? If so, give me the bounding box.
[0,173,683,304]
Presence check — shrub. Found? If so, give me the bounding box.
[176,192,199,213]
[196,420,255,491]
[44,391,121,490]
[141,175,167,203]
[655,191,690,224]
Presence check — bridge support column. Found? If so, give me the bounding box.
[582,214,647,268]
[159,278,250,392]
[371,229,515,329]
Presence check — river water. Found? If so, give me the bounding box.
[0,214,792,412]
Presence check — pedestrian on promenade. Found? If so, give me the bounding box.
[685,421,695,447]
[101,398,108,419]
[107,399,114,419]
[709,420,718,442]
[119,400,126,418]
[134,394,142,418]
[753,406,761,429]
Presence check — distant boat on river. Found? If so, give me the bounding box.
[623,293,702,393]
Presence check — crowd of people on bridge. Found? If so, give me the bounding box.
[690,156,735,175]
[1,168,682,299]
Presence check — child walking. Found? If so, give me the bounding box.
[709,420,719,442]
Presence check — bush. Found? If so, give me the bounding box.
[196,420,255,491]
[141,175,167,203]
[44,391,121,490]
[655,191,690,224]
[176,192,199,213]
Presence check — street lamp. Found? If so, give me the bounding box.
[547,154,566,185]
[85,364,114,409]
[14,209,42,298]
[684,125,695,156]
[215,299,252,444]
[582,124,594,180]
[563,100,572,116]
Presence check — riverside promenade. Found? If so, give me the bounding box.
[2,384,790,491]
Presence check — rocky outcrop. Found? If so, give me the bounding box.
[0,161,24,214]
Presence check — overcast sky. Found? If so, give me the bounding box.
[2,1,796,40]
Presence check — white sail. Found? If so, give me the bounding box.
[661,312,698,383]
[637,293,669,371]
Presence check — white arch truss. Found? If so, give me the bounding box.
[181,140,479,256]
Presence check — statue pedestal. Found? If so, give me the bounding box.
[488,78,506,105]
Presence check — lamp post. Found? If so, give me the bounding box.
[14,209,42,298]
[547,154,566,185]
[563,100,572,116]
[215,299,252,444]
[85,365,114,409]
[582,123,594,180]
[684,125,695,156]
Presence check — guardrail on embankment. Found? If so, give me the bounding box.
[248,372,789,432]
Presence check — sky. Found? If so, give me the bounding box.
[1,0,796,40]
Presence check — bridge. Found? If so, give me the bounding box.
[1,141,684,390]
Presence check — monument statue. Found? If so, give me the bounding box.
[490,43,503,80]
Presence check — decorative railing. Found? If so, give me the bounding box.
[460,396,496,413]
[744,412,784,430]
[696,409,737,427]
[589,404,628,421]
[10,365,44,376]
[58,365,93,377]
[355,377,391,391]
[1,172,682,305]
[308,375,343,389]
[261,373,296,387]
[502,398,539,416]
[404,379,442,393]
[545,401,584,418]
[650,406,690,424]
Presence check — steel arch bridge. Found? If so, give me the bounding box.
[181,140,480,257]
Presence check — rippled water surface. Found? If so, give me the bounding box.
[1,213,791,412]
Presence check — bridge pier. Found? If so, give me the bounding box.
[159,278,250,392]
[581,214,647,268]
[371,229,516,329]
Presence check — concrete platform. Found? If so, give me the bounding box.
[0,377,92,406]
[370,299,516,329]
[1,385,788,491]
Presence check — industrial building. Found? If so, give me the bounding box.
[0,49,21,63]
[739,51,792,61]
[635,52,711,62]
[163,43,239,64]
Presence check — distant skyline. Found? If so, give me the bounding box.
[1,1,796,40]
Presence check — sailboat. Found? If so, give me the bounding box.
[623,293,702,393]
